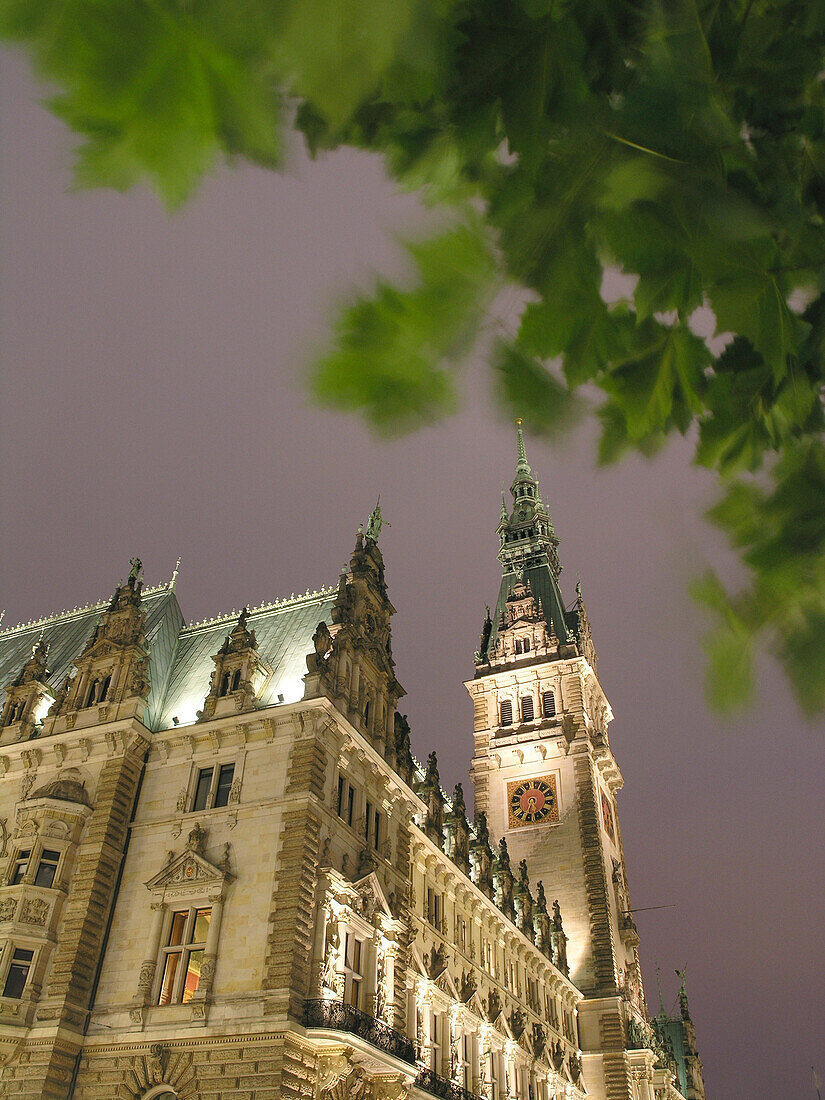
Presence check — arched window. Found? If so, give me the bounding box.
[542,690,556,718]
[231,669,241,692]
[500,700,513,726]
[363,699,371,726]
[514,639,523,655]
[99,674,111,701]
[87,679,99,706]
[521,695,534,722]
[219,672,230,697]
[523,637,531,653]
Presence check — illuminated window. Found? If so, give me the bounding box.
[191,763,234,812]
[500,700,513,726]
[10,849,31,885]
[157,907,211,1005]
[521,695,534,722]
[33,849,60,889]
[542,691,556,718]
[2,948,34,999]
[342,932,363,1009]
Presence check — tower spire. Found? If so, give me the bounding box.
[515,417,531,476]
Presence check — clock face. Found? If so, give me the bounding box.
[507,775,559,829]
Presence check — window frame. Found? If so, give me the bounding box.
[342,931,364,1010]
[336,774,356,828]
[32,848,61,889]
[0,944,36,1000]
[521,694,534,722]
[189,760,236,813]
[542,690,556,718]
[500,699,513,727]
[156,905,212,1006]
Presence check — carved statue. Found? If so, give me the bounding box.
[186,822,206,854]
[348,1067,370,1099]
[534,881,551,955]
[551,900,569,976]
[128,558,143,584]
[147,1043,164,1084]
[322,917,340,991]
[365,500,389,542]
[485,989,501,1022]
[471,812,494,898]
[458,968,476,1003]
[308,621,334,671]
[515,859,534,940]
[495,837,516,920]
[423,942,449,980]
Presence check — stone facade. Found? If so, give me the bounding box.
[0,469,706,1100]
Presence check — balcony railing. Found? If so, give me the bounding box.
[303,998,416,1065]
[415,1067,483,1100]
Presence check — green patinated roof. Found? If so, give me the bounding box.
[0,586,183,728]
[157,591,336,728]
[0,582,337,734]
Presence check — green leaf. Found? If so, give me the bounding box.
[493,338,585,435]
[309,218,498,432]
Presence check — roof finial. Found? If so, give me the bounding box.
[515,418,531,476]
[170,557,181,591]
[0,610,4,627]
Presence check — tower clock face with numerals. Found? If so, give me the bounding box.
[507,775,559,828]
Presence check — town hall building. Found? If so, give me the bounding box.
[0,427,706,1100]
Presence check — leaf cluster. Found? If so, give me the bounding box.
[4,0,825,711]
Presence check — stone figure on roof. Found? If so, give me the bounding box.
[365,499,390,542]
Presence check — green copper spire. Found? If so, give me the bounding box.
[515,417,531,476]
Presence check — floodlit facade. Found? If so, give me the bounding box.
[0,430,706,1100]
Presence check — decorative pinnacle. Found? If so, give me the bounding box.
[515,418,531,476]
[170,557,181,591]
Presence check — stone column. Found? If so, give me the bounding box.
[199,892,224,997]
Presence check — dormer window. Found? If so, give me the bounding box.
[514,639,523,655]
[542,691,556,718]
[500,700,513,726]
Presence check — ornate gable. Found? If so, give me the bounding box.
[197,608,272,721]
[45,560,151,730]
[145,831,229,902]
[0,635,53,744]
[304,521,405,764]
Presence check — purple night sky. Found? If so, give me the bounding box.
[2,52,823,1099]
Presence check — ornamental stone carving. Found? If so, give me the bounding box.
[20,898,49,926]
[0,899,17,922]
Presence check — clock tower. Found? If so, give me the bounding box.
[468,423,652,1100]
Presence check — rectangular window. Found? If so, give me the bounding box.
[426,887,441,930]
[33,849,60,889]
[157,907,211,1005]
[214,763,234,808]
[343,932,363,1009]
[192,768,213,812]
[10,849,31,885]
[191,764,235,812]
[3,948,34,999]
[456,916,466,952]
[337,776,355,827]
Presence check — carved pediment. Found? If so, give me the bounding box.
[145,849,227,895]
[352,871,394,924]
